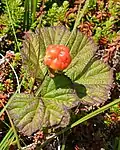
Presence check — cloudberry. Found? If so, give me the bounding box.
[44,45,71,71]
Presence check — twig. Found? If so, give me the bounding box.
[0,53,20,93]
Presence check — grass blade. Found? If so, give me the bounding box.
[1,102,21,149]
[24,0,38,30]
[71,98,120,128]
[24,0,30,30]
[39,98,120,148]
[32,0,38,24]
[6,0,20,51]
[66,0,90,46]
[0,128,15,150]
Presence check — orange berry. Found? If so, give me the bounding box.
[44,45,71,71]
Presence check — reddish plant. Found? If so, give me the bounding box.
[44,45,71,71]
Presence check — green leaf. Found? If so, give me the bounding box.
[8,75,77,135]
[40,75,78,109]
[65,55,113,105]
[40,75,78,127]
[8,93,45,136]
[22,31,47,80]
[63,28,113,105]
[65,33,97,81]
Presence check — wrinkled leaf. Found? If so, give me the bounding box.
[64,29,113,105]
[37,75,78,128]
[8,75,78,135]
[8,93,45,136]
[40,75,78,109]
[65,57,113,105]
[22,31,47,80]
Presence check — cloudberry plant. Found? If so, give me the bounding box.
[44,45,71,71]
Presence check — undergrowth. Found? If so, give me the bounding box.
[0,0,120,150]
